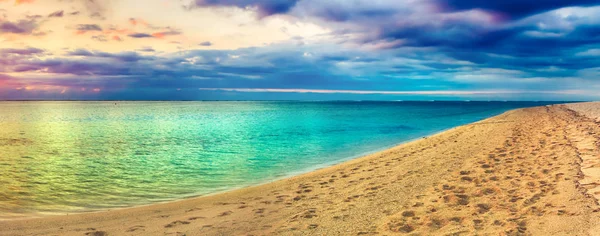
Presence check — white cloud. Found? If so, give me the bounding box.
[576,49,600,57]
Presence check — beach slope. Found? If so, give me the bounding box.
[2,103,600,235]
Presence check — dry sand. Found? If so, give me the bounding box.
[566,102,600,206]
[2,103,600,236]
[568,102,600,122]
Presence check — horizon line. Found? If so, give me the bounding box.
[197,88,590,95]
[0,100,584,102]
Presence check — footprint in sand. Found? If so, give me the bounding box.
[185,207,202,212]
[307,224,319,229]
[126,225,145,232]
[165,220,191,228]
[85,231,108,236]
[218,211,233,217]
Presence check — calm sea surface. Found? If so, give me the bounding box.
[0,101,556,218]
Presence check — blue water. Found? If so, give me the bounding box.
[0,101,556,218]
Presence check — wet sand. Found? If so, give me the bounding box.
[2,103,600,235]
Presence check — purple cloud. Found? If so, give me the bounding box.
[48,10,64,18]
[0,47,44,55]
[76,24,102,32]
[0,19,38,34]
[128,33,153,38]
[137,47,156,52]
[67,49,151,62]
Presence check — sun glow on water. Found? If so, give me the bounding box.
[0,101,555,218]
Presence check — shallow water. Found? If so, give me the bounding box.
[0,101,555,218]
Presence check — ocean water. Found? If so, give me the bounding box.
[0,101,555,218]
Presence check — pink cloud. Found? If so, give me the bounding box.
[129,18,149,27]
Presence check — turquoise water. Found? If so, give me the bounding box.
[0,101,555,218]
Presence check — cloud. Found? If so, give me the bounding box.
[151,29,181,39]
[186,0,600,57]
[190,0,300,17]
[129,17,149,27]
[65,48,94,56]
[0,19,38,34]
[137,47,155,52]
[82,0,110,20]
[66,49,150,62]
[48,10,64,18]
[0,47,44,55]
[91,35,107,42]
[576,49,600,57]
[189,0,600,22]
[91,34,123,42]
[2,41,600,100]
[128,29,181,39]
[89,12,104,20]
[26,14,43,19]
[103,26,131,35]
[128,32,153,38]
[75,24,102,34]
[2,1,600,101]
[442,0,600,19]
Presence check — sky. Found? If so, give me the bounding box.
[0,0,599,101]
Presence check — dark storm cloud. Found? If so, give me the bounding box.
[293,1,404,23]
[4,42,600,100]
[4,1,600,100]
[281,0,600,83]
[442,0,600,19]
[190,0,300,17]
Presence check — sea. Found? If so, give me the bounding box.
[0,101,558,218]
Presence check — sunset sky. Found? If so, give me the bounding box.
[1,0,600,100]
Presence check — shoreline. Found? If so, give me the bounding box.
[0,123,458,221]
[2,103,600,235]
[0,116,479,221]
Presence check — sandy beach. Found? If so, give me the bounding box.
[2,103,600,236]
